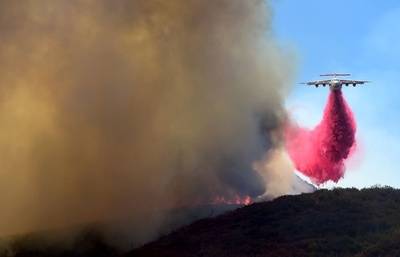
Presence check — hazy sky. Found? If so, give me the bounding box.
[272,0,400,189]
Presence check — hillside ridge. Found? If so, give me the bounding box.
[130,186,400,257]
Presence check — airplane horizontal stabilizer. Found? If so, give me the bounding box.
[320,73,350,77]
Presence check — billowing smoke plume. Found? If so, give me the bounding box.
[0,0,296,236]
[285,91,357,185]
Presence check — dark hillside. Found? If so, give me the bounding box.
[2,187,400,257]
[129,187,400,257]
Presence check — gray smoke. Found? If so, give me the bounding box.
[0,0,297,236]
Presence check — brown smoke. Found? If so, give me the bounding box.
[0,0,296,236]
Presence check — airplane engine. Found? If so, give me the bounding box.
[353,83,356,87]
[322,83,326,87]
[315,84,319,88]
[345,83,349,86]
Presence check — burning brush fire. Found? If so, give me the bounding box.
[212,195,252,205]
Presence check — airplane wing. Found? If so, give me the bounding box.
[339,79,371,86]
[300,79,331,86]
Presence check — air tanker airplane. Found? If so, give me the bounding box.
[301,73,371,91]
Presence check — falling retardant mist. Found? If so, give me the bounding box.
[285,90,357,185]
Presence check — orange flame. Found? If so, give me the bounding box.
[212,195,251,205]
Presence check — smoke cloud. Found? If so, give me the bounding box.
[0,0,296,236]
[285,90,357,185]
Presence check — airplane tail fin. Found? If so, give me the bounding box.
[320,73,350,77]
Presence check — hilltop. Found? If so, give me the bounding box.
[129,186,400,257]
[2,186,400,257]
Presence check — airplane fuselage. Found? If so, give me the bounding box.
[330,78,342,91]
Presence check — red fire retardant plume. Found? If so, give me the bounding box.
[285,90,357,185]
